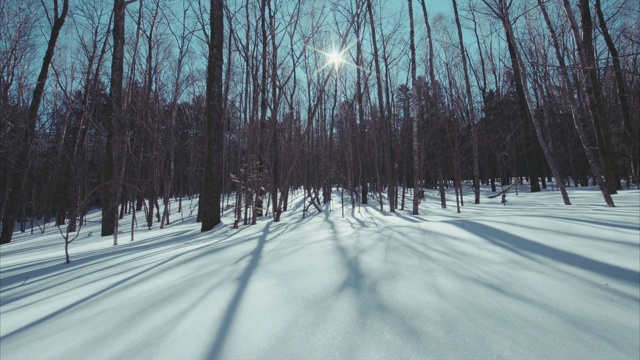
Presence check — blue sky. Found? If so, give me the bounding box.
[383,0,461,16]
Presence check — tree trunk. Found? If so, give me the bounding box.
[452,0,481,205]
[594,0,637,188]
[561,0,620,194]
[1,0,69,244]
[537,0,614,206]
[356,0,368,206]
[408,0,420,215]
[268,0,281,221]
[200,0,224,231]
[418,0,441,208]
[366,0,394,212]
[102,0,133,244]
[492,0,570,205]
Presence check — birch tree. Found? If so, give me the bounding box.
[482,0,571,205]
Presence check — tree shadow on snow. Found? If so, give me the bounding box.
[0,225,237,300]
[0,224,254,340]
[451,220,640,286]
[205,222,270,359]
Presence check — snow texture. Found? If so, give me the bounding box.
[1,185,639,359]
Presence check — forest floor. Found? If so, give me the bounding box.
[1,184,639,359]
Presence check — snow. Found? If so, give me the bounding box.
[1,185,639,359]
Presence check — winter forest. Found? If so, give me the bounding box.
[1,0,639,242]
[0,0,639,358]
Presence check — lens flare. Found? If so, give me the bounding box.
[326,50,345,68]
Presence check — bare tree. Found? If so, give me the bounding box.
[200,0,225,231]
[1,0,69,244]
[366,0,394,212]
[408,0,420,215]
[482,0,571,205]
[594,0,637,188]
[452,0,481,204]
[536,0,614,206]
[561,0,620,194]
[417,0,446,209]
[160,2,195,228]
[1,1,39,224]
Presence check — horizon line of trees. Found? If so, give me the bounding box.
[1,0,638,246]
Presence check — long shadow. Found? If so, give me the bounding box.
[2,228,195,275]
[205,222,270,359]
[394,211,429,224]
[0,240,60,256]
[0,225,249,320]
[455,220,640,285]
[2,221,235,278]
[538,215,640,232]
[5,233,249,312]
[325,225,426,351]
[0,235,214,342]
[0,228,213,299]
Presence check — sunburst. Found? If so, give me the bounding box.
[326,49,346,69]
[310,41,363,76]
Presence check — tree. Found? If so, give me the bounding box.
[3,0,631,243]
[408,0,420,215]
[482,0,571,205]
[417,0,446,209]
[561,0,620,194]
[452,0,481,204]
[200,0,225,232]
[161,1,196,228]
[536,0,614,206]
[1,1,38,224]
[366,0,394,212]
[594,0,637,188]
[101,0,137,244]
[1,0,69,244]
[65,1,112,234]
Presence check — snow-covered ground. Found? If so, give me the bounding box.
[1,184,639,359]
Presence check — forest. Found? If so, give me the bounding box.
[1,0,638,245]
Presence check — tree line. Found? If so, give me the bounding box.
[1,0,638,245]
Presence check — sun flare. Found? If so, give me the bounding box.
[308,41,365,76]
[326,50,345,67]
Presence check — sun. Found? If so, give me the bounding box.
[326,49,345,68]
[316,45,350,73]
[308,41,365,76]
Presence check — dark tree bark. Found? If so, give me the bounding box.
[483,0,570,204]
[268,0,281,221]
[67,6,113,234]
[418,0,445,209]
[355,0,368,206]
[561,0,620,194]
[161,3,193,229]
[144,2,162,231]
[366,0,394,212]
[1,0,69,244]
[102,0,136,244]
[594,0,637,188]
[200,0,224,232]
[408,0,420,215]
[537,0,614,206]
[452,0,481,205]
[594,0,631,133]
